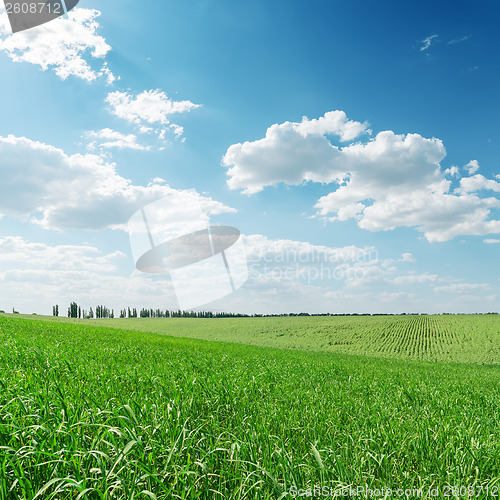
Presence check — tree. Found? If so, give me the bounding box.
[66,302,79,318]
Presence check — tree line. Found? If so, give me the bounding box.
[51,305,500,319]
[53,302,116,319]
[54,303,252,319]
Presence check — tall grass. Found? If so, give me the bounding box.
[0,317,499,499]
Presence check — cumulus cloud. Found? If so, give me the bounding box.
[457,174,500,194]
[85,128,150,151]
[0,8,116,83]
[0,135,234,230]
[321,186,500,243]
[465,160,480,175]
[106,89,199,124]
[105,89,199,142]
[223,111,500,242]
[444,166,459,177]
[223,111,370,194]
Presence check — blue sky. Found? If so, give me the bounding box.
[0,0,499,315]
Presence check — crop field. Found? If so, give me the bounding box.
[0,315,499,499]
[20,313,500,365]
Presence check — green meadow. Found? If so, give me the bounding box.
[0,314,499,499]
[16,313,500,364]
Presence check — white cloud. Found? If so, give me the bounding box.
[223,111,370,194]
[226,126,444,196]
[457,174,500,194]
[377,291,418,303]
[243,233,376,264]
[420,34,438,52]
[243,234,400,291]
[0,234,380,315]
[106,89,199,124]
[0,8,116,83]
[465,160,480,175]
[233,235,394,311]
[224,111,500,242]
[85,128,150,151]
[444,166,459,177]
[0,135,234,230]
[0,236,181,315]
[484,239,500,244]
[434,283,491,294]
[329,187,500,243]
[448,35,471,45]
[169,124,185,140]
[399,253,416,263]
[106,89,200,126]
[294,111,370,142]
[230,235,496,313]
[0,236,124,271]
[105,90,199,141]
[0,232,496,316]
[0,233,350,315]
[392,273,439,285]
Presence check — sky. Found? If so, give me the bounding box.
[0,0,499,315]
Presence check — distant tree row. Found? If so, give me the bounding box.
[54,304,254,319]
[52,304,500,319]
[96,305,114,319]
[52,303,114,319]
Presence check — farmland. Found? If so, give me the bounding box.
[0,314,499,499]
[13,312,500,365]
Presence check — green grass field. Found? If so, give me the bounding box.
[0,314,499,499]
[12,313,500,364]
